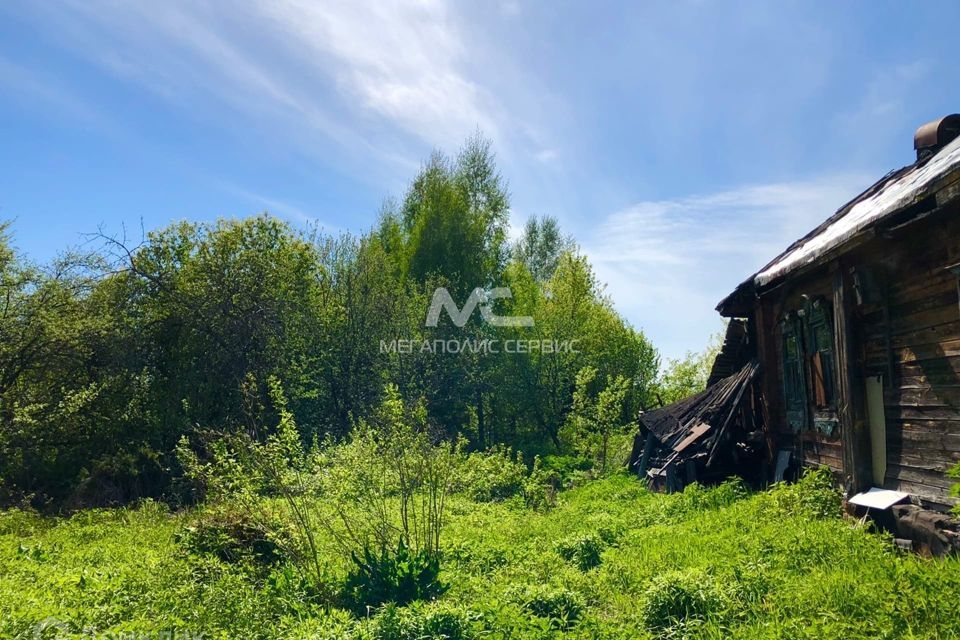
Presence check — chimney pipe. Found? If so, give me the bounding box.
[914,114,960,161]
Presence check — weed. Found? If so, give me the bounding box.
[342,539,447,615]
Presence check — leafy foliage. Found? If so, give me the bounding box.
[511,215,575,282]
[5,473,960,638]
[514,585,584,629]
[948,461,960,517]
[639,568,726,633]
[176,505,288,566]
[653,327,724,406]
[341,539,446,615]
[452,446,528,502]
[555,532,606,571]
[561,366,635,472]
[367,602,474,640]
[770,467,843,520]
[0,135,663,508]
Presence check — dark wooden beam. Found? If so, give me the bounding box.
[637,432,655,479]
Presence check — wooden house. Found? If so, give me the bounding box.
[712,115,960,509]
[630,115,960,511]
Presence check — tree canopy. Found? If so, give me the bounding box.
[0,135,696,509]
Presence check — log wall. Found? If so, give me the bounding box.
[757,201,960,507]
[856,206,960,507]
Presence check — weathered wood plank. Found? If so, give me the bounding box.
[885,463,955,490]
[882,479,957,507]
[886,446,960,469]
[862,301,959,342]
[891,357,960,385]
[889,430,960,453]
[886,406,960,422]
[864,319,960,355]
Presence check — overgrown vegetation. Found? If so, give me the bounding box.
[4,468,960,639]
[0,136,673,509]
[3,135,854,638]
[655,328,725,406]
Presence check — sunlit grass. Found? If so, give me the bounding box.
[4,471,960,639]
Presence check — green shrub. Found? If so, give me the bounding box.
[640,569,726,632]
[0,508,46,536]
[447,541,510,574]
[176,507,287,566]
[262,563,330,617]
[665,477,749,518]
[555,532,605,571]
[514,585,583,628]
[369,602,473,640]
[949,461,960,517]
[728,561,776,609]
[523,456,559,511]
[539,454,594,487]
[341,539,446,615]
[454,447,527,502]
[770,467,842,519]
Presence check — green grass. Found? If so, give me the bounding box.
[4,473,960,639]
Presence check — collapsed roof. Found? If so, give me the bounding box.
[629,361,762,491]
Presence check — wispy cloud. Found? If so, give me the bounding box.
[585,175,871,359]
[18,0,517,177]
[257,0,499,146]
[840,60,930,125]
[218,182,340,232]
[831,59,931,164]
[0,55,109,131]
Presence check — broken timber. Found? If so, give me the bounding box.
[628,361,763,492]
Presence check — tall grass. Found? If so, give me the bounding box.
[4,469,960,639]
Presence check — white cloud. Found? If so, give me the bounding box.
[21,0,510,176]
[218,183,340,232]
[844,61,930,124]
[256,0,499,146]
[0,55,109,131]
[534,148,560,164]
[831,60,931,163]
[584,175,871,359]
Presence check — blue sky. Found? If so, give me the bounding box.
[2,1,959,360]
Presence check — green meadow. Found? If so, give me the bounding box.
[5,469,960,640]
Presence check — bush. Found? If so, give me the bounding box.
[369,603,473,640]
[341,539,447,615]
[454,447,526,502]
[514,585,583,628]
[770,467,842,519]
[539,454,594,487]
[665,477,750,518]
[555,532,606,571]
[0,508,46,536]
[523,456,559,511]
[262,564,330,617]
[948,461,960,517]
[640,569,725,632]
[446,541,510,574]
[176,507,287,566]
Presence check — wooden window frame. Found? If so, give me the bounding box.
[779,297,839,435]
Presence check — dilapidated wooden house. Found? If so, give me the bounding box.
[632,115,960,511]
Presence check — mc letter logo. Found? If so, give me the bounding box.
[425,287,534,328]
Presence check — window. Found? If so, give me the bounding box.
[807,299,836,409]
[781,313,806,432]
[779,297,838,435]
